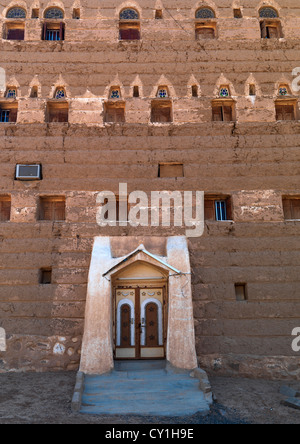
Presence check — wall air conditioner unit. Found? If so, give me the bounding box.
[16,164,42,180]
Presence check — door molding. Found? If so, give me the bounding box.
[116,298,135,347]
[140,297,163,346]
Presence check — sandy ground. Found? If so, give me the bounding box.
[0,371,299,424]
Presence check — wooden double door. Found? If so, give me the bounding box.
[115,287,167,360]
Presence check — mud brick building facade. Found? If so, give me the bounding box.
[0,0,299,379]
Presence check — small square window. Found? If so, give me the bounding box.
[212,103,234,122]
[151,101,172,123]
[159,163,184,178]
[205,196,232,221]
[235,284,247,301]
[155,10,163,19]
[119,23,140,40]
[196,25,215,40]
[73,8,80,19]
[39,197,66,221]
[0,196,11,222]
[40,268,52,285]
[275,102,296,121]
[104,103,125,123]
[5,23,25,40]
[32,8,39,19]
[0,103,18,123]
[233,9,242,18]
[260,20,282,39]
[42,22,65,41]
[283,198,300,220]
[46,102,69,123]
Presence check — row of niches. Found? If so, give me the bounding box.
[1,5,284,21]
[1,6,288,41]
[1,82,297,101]
[0,192,299,224]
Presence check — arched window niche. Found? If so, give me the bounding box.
[119,8,141,40]
[259,6,282,39]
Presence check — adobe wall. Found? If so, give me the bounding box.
[0,0,299,378]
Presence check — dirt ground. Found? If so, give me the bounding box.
[0,371,299,424]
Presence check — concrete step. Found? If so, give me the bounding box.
[80,365,211,417]
[114,359,166,372]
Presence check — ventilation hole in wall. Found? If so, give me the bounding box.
[235,283,247,301]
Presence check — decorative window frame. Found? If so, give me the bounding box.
[44,7,64,20]
[6,7,27,19]
[195,7,216,19]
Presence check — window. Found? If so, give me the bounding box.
[40,268,52,285]
[195,25,215,40]
[157,87,169,99]
[42,22,65,41]
[235,284,247,301]
[5,22,25,40]
[39,197,66,221]
[219,86,230,98]
[0,196,11,222]
[283,198,300,220]
[0,102,18,123]
[155,10,163,19]
[6,88,17,99]
[44,8,64,19]
[275,101,296,121]
[73,8,80,19]
[6,7,26,19]
[104,102,125,123]
[195,8,215,19]
[278,85,289,97]
[259,8,281,39]
[249,84,256,96]
[119,8,140,40]
[192,85,199,97]
[133,86,140,97]
[55,88,66,99]
[205,196,232,221]
[233,8,242,18]
[159,163,184,178]
[151,100,172,123]
[109,87,121,99]
[46,102,69,123]
[30,86,38,98]
[212,101,234,122]
[260,20,282,38]
[32,8,39,19]
[259,7,278,18]
[120,8,139,20]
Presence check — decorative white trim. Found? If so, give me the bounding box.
[140,298,163,346]
[116,298,135,347]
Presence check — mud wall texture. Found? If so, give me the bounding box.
[0,0,299,378]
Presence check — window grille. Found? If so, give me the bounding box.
[195,8,215,19]
[46,29,61,41]
[6,89,16,99]
[0,110,10,122]
[44,8,64,19]
[215,200,227,221]
[6,8,26,19]
[120,9,139,20]
[259,7,278,18]
[55,88,66,99]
